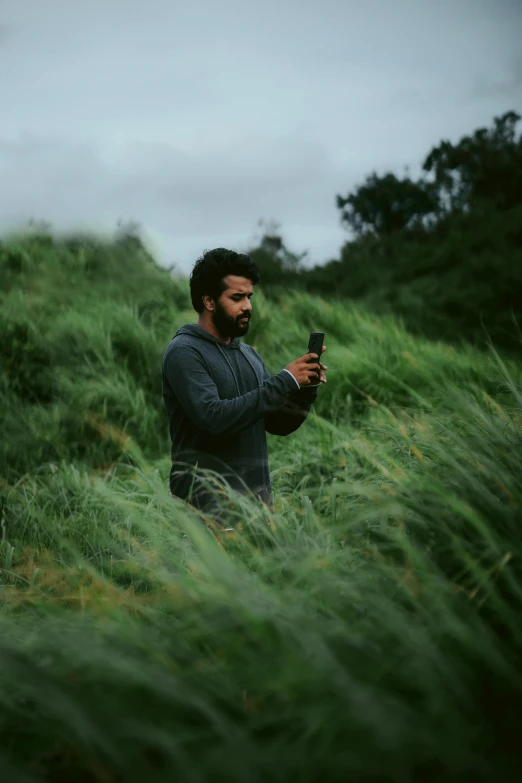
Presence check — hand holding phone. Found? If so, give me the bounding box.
[284,332,326,387]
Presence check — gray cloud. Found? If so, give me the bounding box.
[1,0,521,271]
[470,56,522,101]
[0,131,350,268]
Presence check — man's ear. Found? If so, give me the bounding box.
[202,295,215,312]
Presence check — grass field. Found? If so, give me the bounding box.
[1,231,521,781]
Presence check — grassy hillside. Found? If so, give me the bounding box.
[1,230,522,781]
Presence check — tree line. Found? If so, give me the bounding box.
[248,111,522,353]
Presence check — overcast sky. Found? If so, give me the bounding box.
[1,0,521,272]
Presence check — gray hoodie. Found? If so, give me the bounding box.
[162,323,319,513]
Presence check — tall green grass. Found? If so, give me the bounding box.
[1,231,521,780]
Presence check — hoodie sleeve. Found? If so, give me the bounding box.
[163,344,298,437]
[261,360,319,437]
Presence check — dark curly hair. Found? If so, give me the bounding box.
[189,248,261,313]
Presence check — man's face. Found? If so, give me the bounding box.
[212,275,254,338]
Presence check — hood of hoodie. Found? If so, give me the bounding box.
[174,323,242,349]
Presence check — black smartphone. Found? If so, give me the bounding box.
[307,332,324,383]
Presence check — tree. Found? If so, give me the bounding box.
[336,173,438,238]
[422,110,522,216]
[247,219,307,285]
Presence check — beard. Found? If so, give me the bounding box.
[213,300,250,339]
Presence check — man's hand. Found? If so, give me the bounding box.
[285,345,328,387]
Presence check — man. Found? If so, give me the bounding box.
[162,248,327,524]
